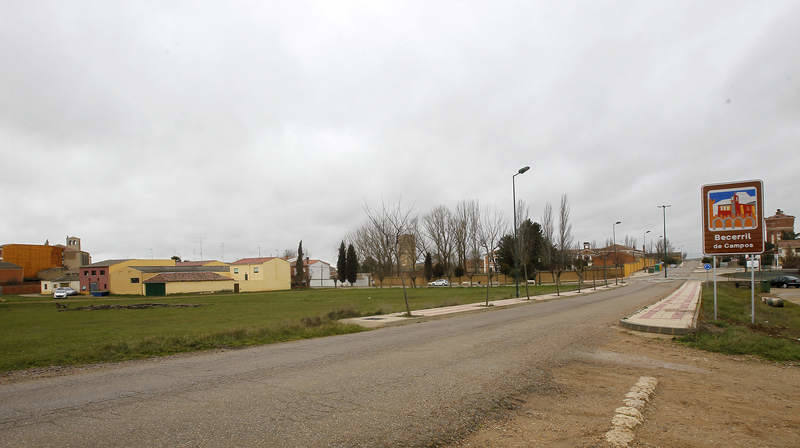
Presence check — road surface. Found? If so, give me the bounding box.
[0,275,685,447]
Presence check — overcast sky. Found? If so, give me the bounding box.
[2,0,798,263]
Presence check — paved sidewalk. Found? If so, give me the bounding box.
[620,280,701,335]
[342,283,628,328]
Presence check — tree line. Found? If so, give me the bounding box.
[345,195,591,295]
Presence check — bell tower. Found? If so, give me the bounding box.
[66,236,81,251]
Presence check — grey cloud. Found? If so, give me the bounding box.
[1,0,798,262]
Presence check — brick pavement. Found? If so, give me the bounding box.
[620,280,701,335]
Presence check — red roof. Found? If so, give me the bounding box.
[231,257,279,265]
[144,272,232,283]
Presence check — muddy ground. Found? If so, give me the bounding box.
[452,328,800,448]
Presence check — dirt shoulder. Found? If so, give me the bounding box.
[452,328,800,447]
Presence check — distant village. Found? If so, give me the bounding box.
[0,237,363,297]
[0,209,797,297]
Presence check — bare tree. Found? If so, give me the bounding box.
[349,220,393,287]
[406,216,429,288]
[541,202,554,290]
[623,235,638,250]
[514,199,530,232]
[282,248,297,259]
[554,194,574,296]
[364,201,416,316]
[477,206,506,306]
[423,206,454,279]
[451,201,471,281]
[466,201,481,286]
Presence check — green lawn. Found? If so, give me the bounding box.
[722,269,797,281]
[678,282,800,361]
[0,284,575,373]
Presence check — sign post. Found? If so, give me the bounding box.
[713,255,717,321]
[701,180,765,323]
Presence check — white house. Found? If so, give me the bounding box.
[286,258,337,288]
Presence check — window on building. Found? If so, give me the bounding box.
[84,270,89,276]
[100,270,105,275]
[44,284,48,290]
[131,278,139,283]
[103,284,107,289]
[245,273,248,281]
[91,270,96,275]
[254,267,259,273]
[234,267,239,274]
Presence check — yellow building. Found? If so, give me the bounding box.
[143,272,234,296]
[80,259,234,296]
[230,257,291,292]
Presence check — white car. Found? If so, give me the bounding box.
[428,279,449,287]
[53,287,77,299]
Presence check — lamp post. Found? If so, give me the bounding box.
[512,165,530,298]
[643,229,651,268]
[657,205,671,278]
[613,220,622,285]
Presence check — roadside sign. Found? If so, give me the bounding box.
[701,180,765,255]
[703,263,712,270]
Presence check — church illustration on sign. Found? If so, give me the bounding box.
[707,187,758,230]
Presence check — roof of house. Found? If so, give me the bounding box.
[176,260,222,266]
[0,261,22,270]
[231,257,282,265]
[82,259,130,268]
[37,267,69,280]
[132,265,230,273]
[143,272,232,283]
[50,273,80,282]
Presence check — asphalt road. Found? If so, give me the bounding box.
[0,275,685,447]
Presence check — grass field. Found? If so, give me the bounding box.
[722,269,798,280]
[0,284,576,373]
[678,282,800,362]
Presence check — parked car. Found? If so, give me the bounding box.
[769,275,800,288]
[53,287,76,299]
[428,279,449,287]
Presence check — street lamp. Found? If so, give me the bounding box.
[657,205,671,278]
[613,220,622,285]
[643,229,651,267]
[512,165,531,298]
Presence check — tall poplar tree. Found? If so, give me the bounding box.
[336,241,347,284]
[346,243,358,285]
[295,240,305,287]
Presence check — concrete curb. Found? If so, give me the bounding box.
[618,319,694,336]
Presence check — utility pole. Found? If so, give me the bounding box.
[613,221,621,285]
[657,205,671,278]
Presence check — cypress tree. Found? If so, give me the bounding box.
[336,241,347,284]
[423,252,433,281]
[295,240,305,287]
[346,244,358,285]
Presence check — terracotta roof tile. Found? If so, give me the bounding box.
[144,272,231,283]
